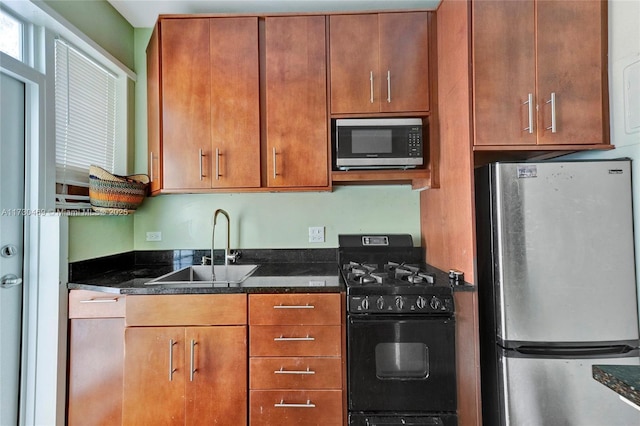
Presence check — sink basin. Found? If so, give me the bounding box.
[145,264,259,286]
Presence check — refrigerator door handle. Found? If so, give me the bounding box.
[513,345,636,358]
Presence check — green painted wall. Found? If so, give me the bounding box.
[133,187,421,251]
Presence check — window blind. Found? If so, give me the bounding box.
[54,38,117,210]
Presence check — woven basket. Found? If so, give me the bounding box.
[89,165,149,214]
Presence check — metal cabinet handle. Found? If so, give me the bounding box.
[199,149,205,180]
[523,93,534,134]
[215,148,220,180]
[545,92,557,133]
[370,71,374,103]
[272,147,278,179]
[274,335,315,342]
[273,304,315,309]
[149,152,154,182]
[190,339,197,381]
[386,70,391,103]
[169,339,177,381]
[79,297,118,303]
[274,400,316,408]
[274,367,315,375]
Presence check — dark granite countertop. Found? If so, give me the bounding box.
[593,365,640,408]
[67,249,344,295]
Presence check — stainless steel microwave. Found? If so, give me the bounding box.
[335,118,423,170]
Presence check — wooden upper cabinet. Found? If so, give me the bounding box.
[210,18,261,188]
[472,0,608,148]
[265,16,329,188]
[329,12,430,114]
[147,17,260,192]
[160,18,212,190]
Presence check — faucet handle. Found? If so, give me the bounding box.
[227,250,241,264]
[201,256,212,265]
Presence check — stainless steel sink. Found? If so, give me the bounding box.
[145,264,259,286]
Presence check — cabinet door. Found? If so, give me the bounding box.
[122,327,185,425]
[265,16,328,188]
[210,17,261,188]
[379,12,430,113]
[161,19,211,190]
[68,318,124,426]
[536,0,605,145]
[185,326,247,426]
[329,14,379,114]
[472,0,536,146]
[147,25,162,193]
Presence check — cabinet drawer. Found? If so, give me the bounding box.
[250,325,341,357]
[250,357,342,390]
[249,293,342,325]
[250,390,342,426]
[69,290,125,318]
[126,294,246,326]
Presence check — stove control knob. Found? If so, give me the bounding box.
[416,296,427,309]
[376,296,385,310]
[395,296,405,310]
[430,296,442,311]
[361,297,370,311]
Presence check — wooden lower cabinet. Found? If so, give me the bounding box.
[248,293,345,426]
[122,325,247,425]
[68,318,125,426]
[67,290,126,426]
[122,293,247,425]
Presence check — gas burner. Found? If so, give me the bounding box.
[383,262,435,285]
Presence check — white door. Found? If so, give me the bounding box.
[0,72,26,425]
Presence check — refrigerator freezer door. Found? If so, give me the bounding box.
[500,354,640,426]
[492,161,639,344]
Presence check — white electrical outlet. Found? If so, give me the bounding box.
[308,226,325,243]
[146,231,162,242]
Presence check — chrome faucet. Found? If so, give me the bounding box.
[211,209,240,280]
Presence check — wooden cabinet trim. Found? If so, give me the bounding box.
[125,294,247,326]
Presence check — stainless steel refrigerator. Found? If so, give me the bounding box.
[475,160,640,426]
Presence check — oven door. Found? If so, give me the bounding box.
[348,316,456,412]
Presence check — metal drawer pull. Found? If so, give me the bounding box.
[273,304,315,309]
[274,367,315,375]
[274,335,315,342]
[523,93,534,134]
[386,70,391,103]
[274,400,316,408]
[190,339,197,381]
[546,92,557,133]
[169,339,177,381]
[79,297,118,303]
[369,71,374,103]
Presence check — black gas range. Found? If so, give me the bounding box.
[339,234,455,315]
[339,234,458,426]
